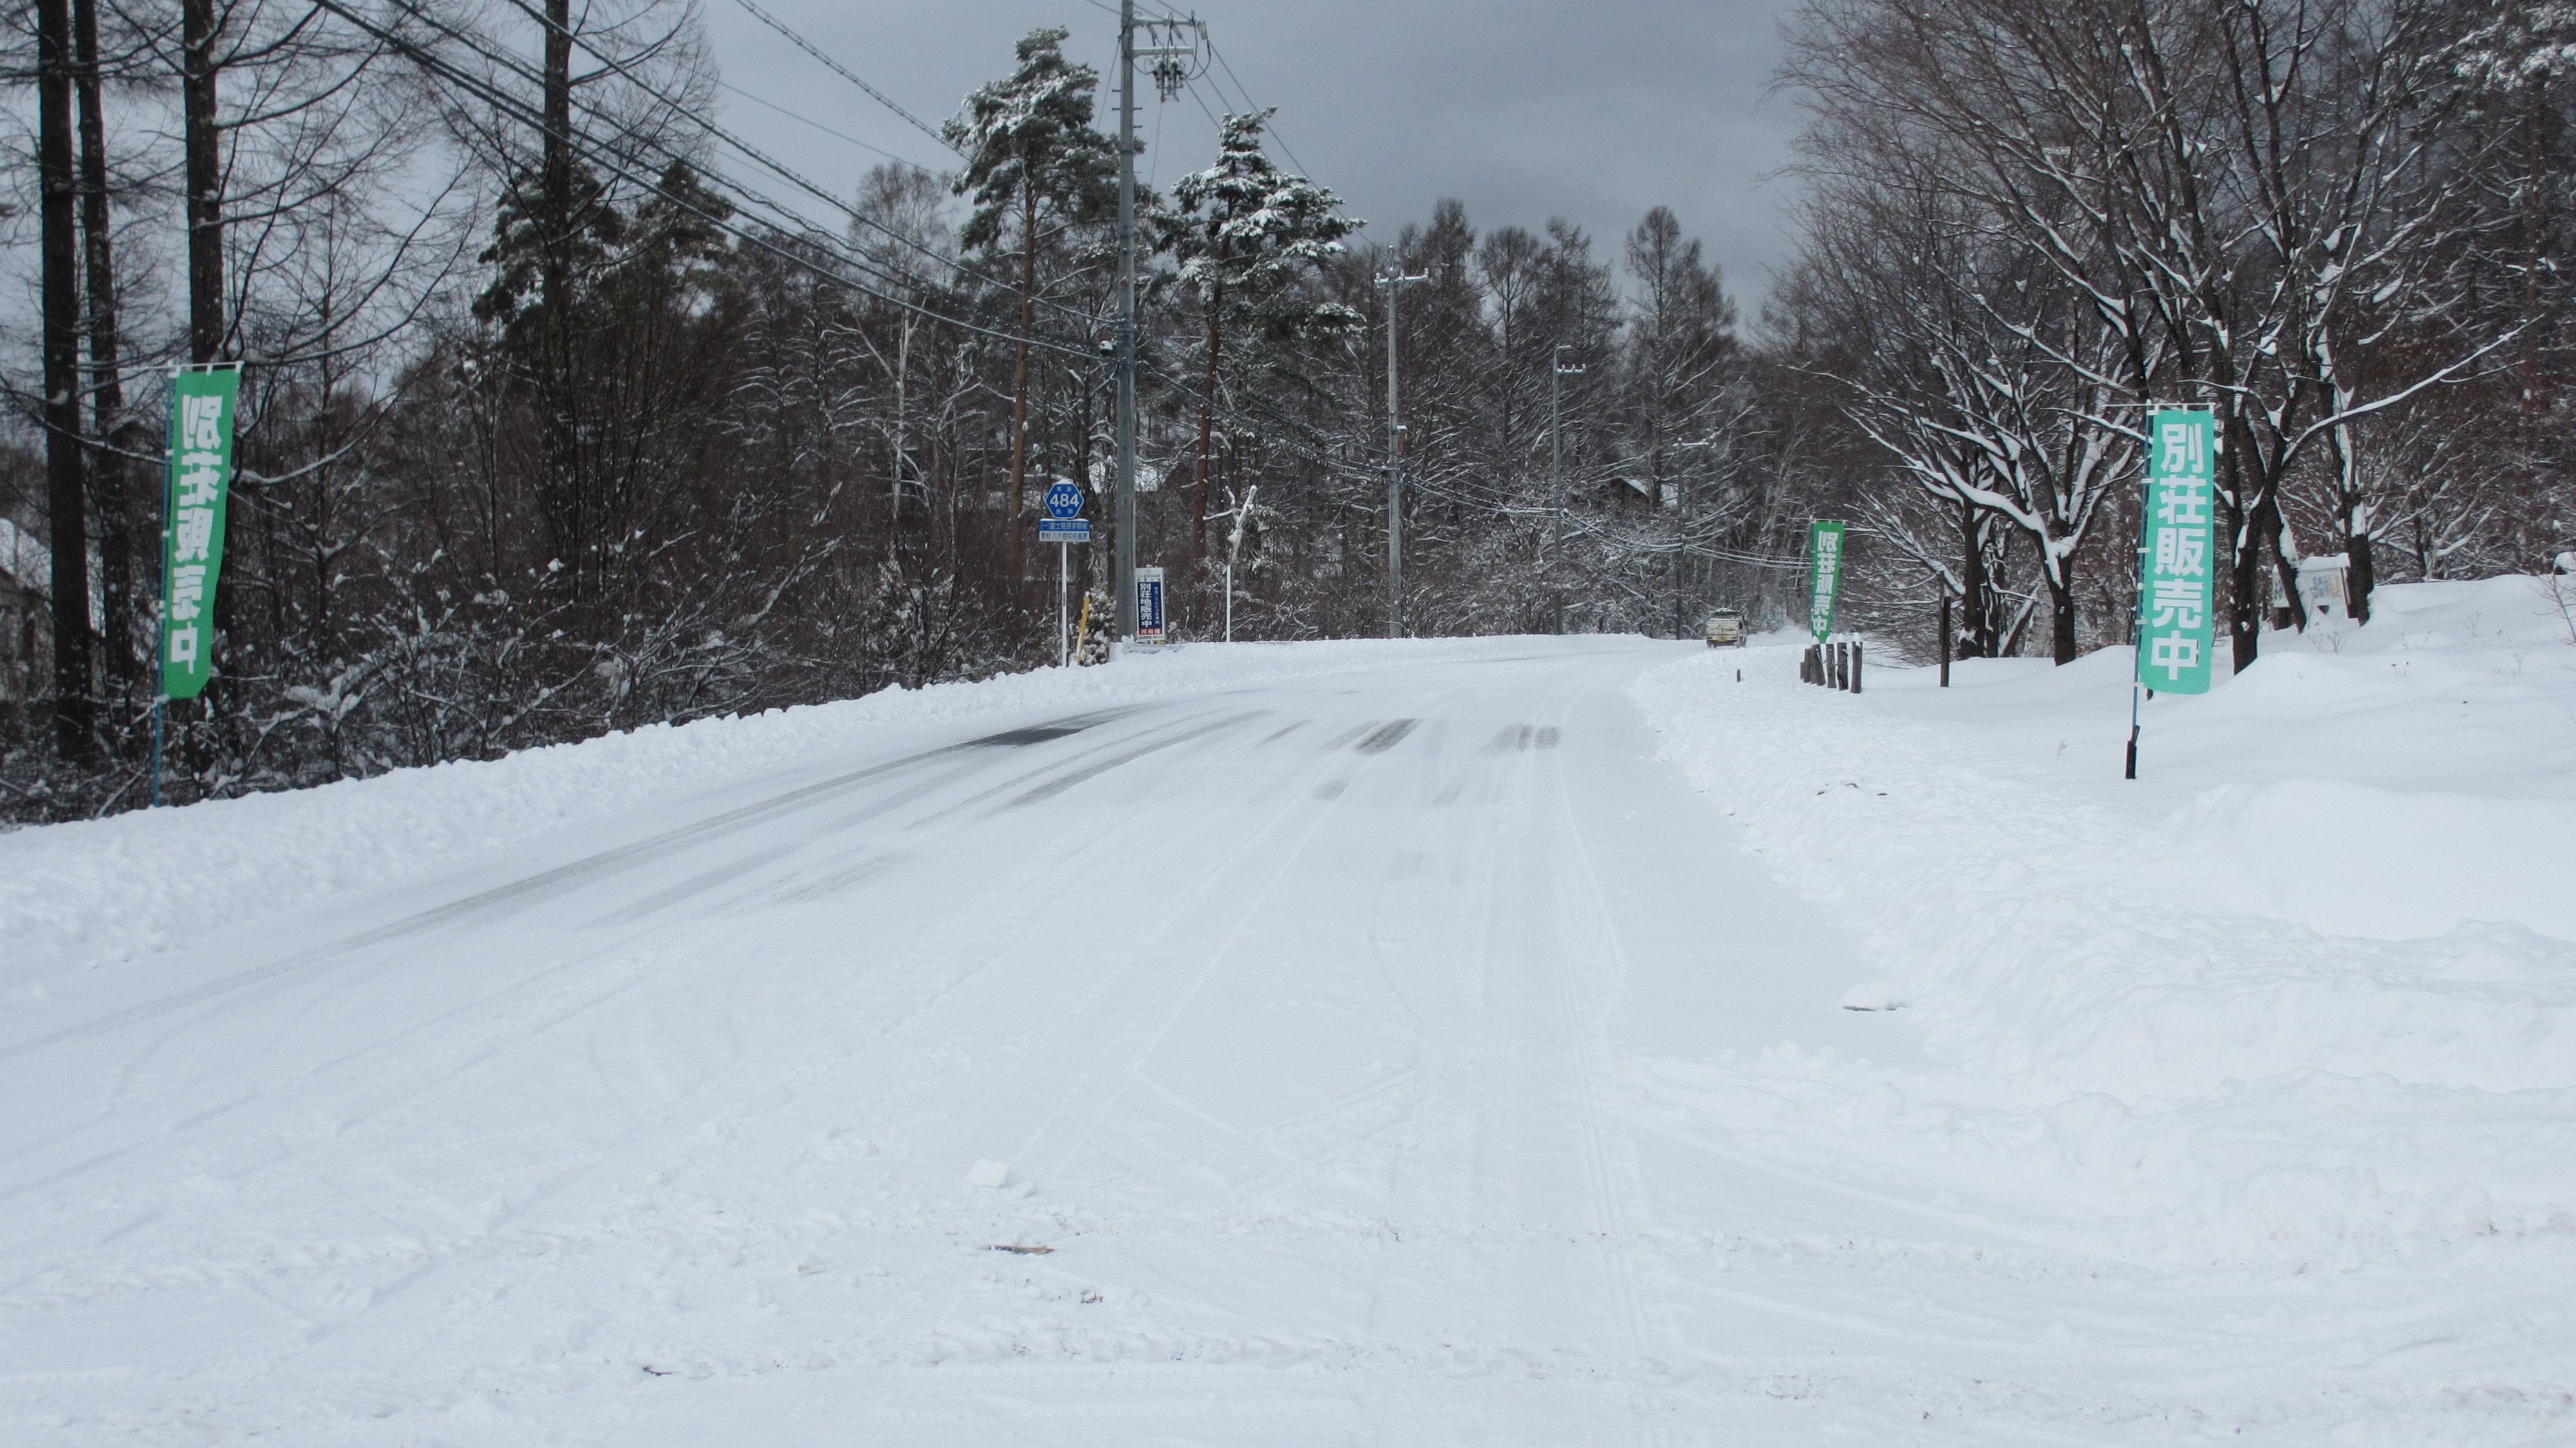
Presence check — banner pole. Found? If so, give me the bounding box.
[2129,403,2217,775]
[2128,472,2143,779]
[2126,682,2141,780]
[2128,476,2146,780]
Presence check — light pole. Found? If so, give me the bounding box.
[1550,343,1583,633]
[1378,264,1426,638]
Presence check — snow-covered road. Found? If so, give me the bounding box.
[4,625,2568,1445]
[0,642,1868,1443]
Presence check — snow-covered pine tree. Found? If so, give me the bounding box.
[1166,110,1363,564]
[943,28,1117,598]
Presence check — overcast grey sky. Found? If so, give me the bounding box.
[700,0,1808,310]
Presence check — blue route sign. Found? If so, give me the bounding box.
[1045,481,1083,520]
[1038,518,1091,543]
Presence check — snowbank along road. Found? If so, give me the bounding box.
[1,600,2569,1445]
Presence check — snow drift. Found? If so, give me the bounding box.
[1633,575,2576,1257]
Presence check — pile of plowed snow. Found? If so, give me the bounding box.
[1633,575,2576,1259]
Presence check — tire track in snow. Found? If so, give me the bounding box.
[1000,700,1426,1187]
[0,709,1154,1068]
[1540,681,1687,1445]
[889,678,1508,1359]
[196,710,1273,1361]
[0,706,1236,1281]
[0,718,1197,1197]
[758,701,1376,1356]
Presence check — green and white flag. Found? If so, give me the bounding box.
[2137,407,2217,695]
[1808,519,1847,642]
[161,367,240,701]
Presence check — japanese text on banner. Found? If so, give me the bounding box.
[161,369,240,700]
[1808,519,1847,642]
[2137,408,2217,695]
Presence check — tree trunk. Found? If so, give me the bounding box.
[2220,423,2265,674]
[41,0,93,761]
[2046,561,2077,665]
[1957,499,1991,657]
[76,0,135,723]
[2269,529,2304,634]
[1193,276,1222,567]
[2345,529,2375,627]
[1005,186,1036,596]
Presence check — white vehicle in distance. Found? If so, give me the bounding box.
[1703,609,1746,647]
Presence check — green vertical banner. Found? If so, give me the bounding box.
[1807,519,1847,642]
[2138,407,2217,694]
[161,368,240,701]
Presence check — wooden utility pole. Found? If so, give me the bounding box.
[538,0,578,590]
[182,0,222,365]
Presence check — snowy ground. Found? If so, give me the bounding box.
[0,584,2569,1445]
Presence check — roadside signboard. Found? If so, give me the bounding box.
[1135,566,1166,643]
[162,367,241,701]
[1808,519,1847,642]
[1041,486,1089,665]
[2137,408,2217,694]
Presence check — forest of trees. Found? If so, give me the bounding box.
[1,0,2568,822]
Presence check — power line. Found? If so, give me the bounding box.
[727,0,956,155]
[1075,0,1186,27]
[321,0,1728,616]
[1204,39,1316,187]
[323,0,1101,361]
[464,0,1114,337]
[715,79,936,172]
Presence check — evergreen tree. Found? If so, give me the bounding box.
[943,28,1117,593]
[473,160,735,600]
[1166,110,1363,561]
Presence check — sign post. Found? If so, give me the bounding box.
[2130,407,2219,777]
[1134,566,1166,645]
[154,365,242,806]
[1039,481,1090,665]
[1808,519,1848,643]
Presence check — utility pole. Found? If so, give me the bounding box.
[1378,264,1426,638]
[1670,437,1718,640]
[39,0,93,761]
[1550,343,1583,634]
[1111,5,1202,650]
[1672,453,1690,640]
[1112,1,1139,649]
